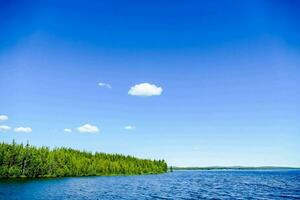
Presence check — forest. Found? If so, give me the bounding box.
[0,141,168,178]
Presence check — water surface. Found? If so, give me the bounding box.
[0,170,299,199]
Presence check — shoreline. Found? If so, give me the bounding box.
[171,167,300,171]
[0,171,167,180]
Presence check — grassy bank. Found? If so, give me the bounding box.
[0,141,168,178]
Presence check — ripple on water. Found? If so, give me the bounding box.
[0,170,300,200]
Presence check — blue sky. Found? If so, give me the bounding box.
[0,0,299,167]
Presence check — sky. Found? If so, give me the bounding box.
[0,0,299,167]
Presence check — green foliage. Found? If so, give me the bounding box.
[0,141,168,178]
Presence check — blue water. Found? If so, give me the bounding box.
[0,170,299,199]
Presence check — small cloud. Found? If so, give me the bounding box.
[98,82,112,89]
[0,115,8,121]
[64,128,72,133]
[124,125,136,130]
[0,125,11,132]
[77,124,99,133]
[14,127,32,133]
[128,83,162,96]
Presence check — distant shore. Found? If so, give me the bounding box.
[171,166,300,171]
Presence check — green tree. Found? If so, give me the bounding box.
[0,141,168,178]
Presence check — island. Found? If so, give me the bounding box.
[0,141,168,178]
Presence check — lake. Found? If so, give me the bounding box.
[0,170,299,199]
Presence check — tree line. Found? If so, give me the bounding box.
[0,141,168,178]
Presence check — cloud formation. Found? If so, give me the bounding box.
[0,115,8,121]
[77,124,99,133]
[128,83,162,96]
[0,125,11,132]
[124,125,136,130]
[98,82,112,89]
[64,128,72,133]
[14,127,32,133]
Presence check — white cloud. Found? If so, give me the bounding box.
[77,124,99,133]
[64,128,72,133]
[0,115,8,121]
[14,127,32,133]
[0,125,11,132]
[98,82,112,89]
[128,83,162,96]
[124,125,136,130]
